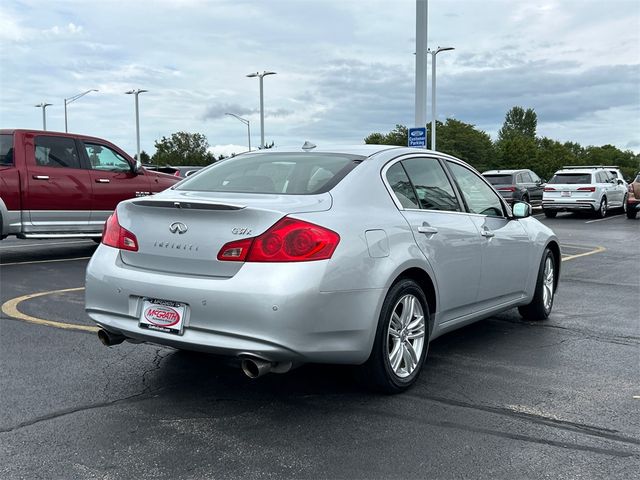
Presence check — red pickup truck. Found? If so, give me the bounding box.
[0,129,179,240]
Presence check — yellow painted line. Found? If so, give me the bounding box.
[1,256,91,266]
[1,287,97,333]
[561,245,606,262]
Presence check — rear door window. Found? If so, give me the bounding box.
[177,152,363,194]
[34,136,82,169]
[385,162,420,209]
[401,158,461,212]
[0,134,13,165]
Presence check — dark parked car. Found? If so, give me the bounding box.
[483,169,545,206]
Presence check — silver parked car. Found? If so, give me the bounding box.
[85,145,560,392]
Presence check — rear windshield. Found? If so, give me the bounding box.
[176,152,364,194]
[483,174,513,185]
[548,173,592,184]
[0,134,13,166]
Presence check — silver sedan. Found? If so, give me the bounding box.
[85,145,560,393]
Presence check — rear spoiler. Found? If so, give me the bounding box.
[131,199,245,211]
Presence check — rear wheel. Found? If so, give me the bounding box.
[627,206,638,219]
[621,195,628,213]
[596,197,607,218]
[543,210,557,218]
[359,279,429,393]
[519,248,556,321]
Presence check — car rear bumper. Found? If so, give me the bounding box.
[542,201,596,211]
[85,245,383,365]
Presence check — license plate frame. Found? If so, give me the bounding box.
[139,298,187,335]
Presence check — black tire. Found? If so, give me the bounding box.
[92,238,102,244]
[358,279,430,394]
[627,207,638,219]
[595,197,607,218]
[621,195,628,214]
[519,248,556,321]
[543,210,557,218]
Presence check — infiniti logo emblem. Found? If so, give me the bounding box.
[169,222,188,234]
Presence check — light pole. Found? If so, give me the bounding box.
[125,89,148,162]
[427,46,454,151]
[225,113,251,152]
[34,102,53,131]
[64,89,98,132]
[246,71,276,148]
[415,0,428,131]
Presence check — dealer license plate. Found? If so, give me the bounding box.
[561,191,571,197]
[139,298,186,335]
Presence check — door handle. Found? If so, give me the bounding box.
[95,178,110,183]
[481,229,495,238]
[32,175,49,180]
[417,226,438,235]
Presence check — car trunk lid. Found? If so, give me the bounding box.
[117,191,332,277]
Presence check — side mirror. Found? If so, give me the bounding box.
[133,159,142,174]
[512,202,531,219]
[617,179,624,185]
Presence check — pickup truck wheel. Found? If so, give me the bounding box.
[519,248,556,321]
[357,279,429,394]
[543,210,557,218]
[627,207,638,219]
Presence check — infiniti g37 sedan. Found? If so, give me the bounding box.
[85,145,560,393]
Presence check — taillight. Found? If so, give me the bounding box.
[217,217,340,262]
[544,187,556,192]
[497,186,516,192]
[628,184,634,193]
[174,171,181,177]
[102,212,138,251]
[577,186,596,192]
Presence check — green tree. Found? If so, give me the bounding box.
[427,119,496,172]
[135,150,151,164]
[579,145,639,180]
[364,124,408,146]
[535,138,577,180]
[152,132,215,166]
[498,106,537,141]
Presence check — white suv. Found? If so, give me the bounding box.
[542,167,627,218]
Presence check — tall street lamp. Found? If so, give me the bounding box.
[64,89,98,132]
[125,89,148,162]
[34,102,53,131]
[225,113,251,152]
[246,71,276,149]
[427,46,454,151]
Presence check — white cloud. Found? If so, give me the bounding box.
[209,144,251,158]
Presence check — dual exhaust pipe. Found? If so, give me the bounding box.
[97,330,290,379]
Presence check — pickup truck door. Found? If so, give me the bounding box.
[80,141,152,227]
[25,134,92,230]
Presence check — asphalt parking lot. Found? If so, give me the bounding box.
[1,212,638,479]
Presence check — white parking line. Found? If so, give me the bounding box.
[0,257,91,266]
[584,214,623,224]
[0,240,94,250]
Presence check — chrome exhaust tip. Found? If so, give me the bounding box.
[97,329,125,347]
[241,358,273,379]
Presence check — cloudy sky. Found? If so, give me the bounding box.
[1,0,638,158]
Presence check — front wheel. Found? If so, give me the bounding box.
[359,279,429,393]
[519,248,556,321]
[543,210,557,218]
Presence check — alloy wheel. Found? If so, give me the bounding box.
[542,256,554,312]
[387,294,426,378]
